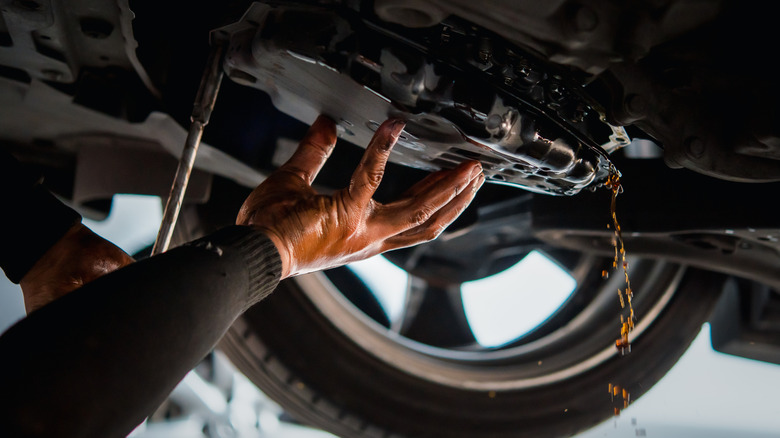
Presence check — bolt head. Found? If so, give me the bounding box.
[685,137,706,158]
[574,6,599,32]
[624,94,646,116]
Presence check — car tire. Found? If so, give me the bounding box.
[219,262,725,437]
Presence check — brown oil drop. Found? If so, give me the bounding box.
[609,383,632,415]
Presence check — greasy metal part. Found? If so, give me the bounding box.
[0,0,72,82]
[369,0,722,75]
[68,137,212,208]
[367,0,780,182]
[710,279,780,366]
[0,0,159,93]
[215,2,624,196]
[602,62,780,183]
[152,44,224,255]
[532,158,780,290]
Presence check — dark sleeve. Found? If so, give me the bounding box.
[0,149,82,283]
[0,225,282,438]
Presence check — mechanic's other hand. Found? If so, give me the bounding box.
[237,115,485,279]
[20,223,135,313]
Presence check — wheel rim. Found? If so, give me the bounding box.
[297,253,686,391]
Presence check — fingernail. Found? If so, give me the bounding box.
[389,119,406,139]
[469,161,483,179]
[314,114,334,126]
[312,115,337,135]
[474,174,486,191]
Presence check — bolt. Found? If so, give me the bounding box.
[624,94,646,117]
[501,66,517,85]
[515,59,530,77]
[574,5,598,32]
[477,38,492,64]
[549,81,565,101]
[685,137,705,158]
[571,103,588,123]
[440,26,451,43]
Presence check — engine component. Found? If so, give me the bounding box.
[213,2,629,195]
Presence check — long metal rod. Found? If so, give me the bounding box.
[152,44,225,255]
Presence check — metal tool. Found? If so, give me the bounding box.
[151,44,225,255]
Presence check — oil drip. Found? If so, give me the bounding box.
[605,166,634,356]
[605,164,634,416]
[608,383,631,415]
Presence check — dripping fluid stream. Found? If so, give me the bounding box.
[605,167,634,356]
[604,164,635,416]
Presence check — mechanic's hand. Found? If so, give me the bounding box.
[237,115,485,279]
[20,223,135,312]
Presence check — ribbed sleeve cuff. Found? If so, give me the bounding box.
[187,226,282,308]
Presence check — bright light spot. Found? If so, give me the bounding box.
[82,194,163,255]
[180,371,228,414]
[462,250,576,347]
[347,255,408,323]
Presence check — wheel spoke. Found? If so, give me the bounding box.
[394,277,478,348]
[324,267,391,327]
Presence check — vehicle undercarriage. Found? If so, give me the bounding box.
[2,1,779,436]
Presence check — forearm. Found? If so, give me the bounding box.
[0,149,82,284]
[0,226,281,438]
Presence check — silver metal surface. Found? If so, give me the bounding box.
[293,262,685,391]
[215,2,623,196]
[152,44,225,255]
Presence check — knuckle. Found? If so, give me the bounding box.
[410,208,433,226]
[312,146,334,164]
[366,168,385,187]
[311,138,335,152]
[380,139,394,151]
[424,227,442,241]
[280,166,313,184]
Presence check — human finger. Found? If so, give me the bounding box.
[401,160,481,198]
[277,115,338,184]
[384,174,484,250]
[378,160,482,232]
[347,118,405,205]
